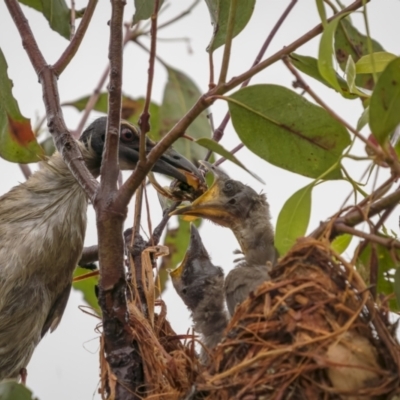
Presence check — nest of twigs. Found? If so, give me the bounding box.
[102,238,400,399]
[193,238,400,400]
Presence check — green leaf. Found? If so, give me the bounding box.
[64,93,160,141]
[344,55,371,97]
[205,0,255,53]
[358,241,400,311]
[394,268,400,309]
[73,267,100,315]
[290,53,357,99]
[0,380,37,400]
[195,138,264,183]
[315,0,327,28]
[356,52,397,74]
[318,12,350,94]
[155,219,202,297]
[0,49,44,163]
[335,18,384,91]
[159,66,211,163]
[19,0,72,40]
[357,106,369,131]
[369,58,400,144]
[331,233,352,254]
[275,184,313,256]
[227,84,350,179]
[132,0,164,25]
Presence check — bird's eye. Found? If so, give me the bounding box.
[182,288,187,295]
[121,128,135,142]
[228,198,236,205]
[224,180,234,193]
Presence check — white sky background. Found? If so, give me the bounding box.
[0,1,400,399]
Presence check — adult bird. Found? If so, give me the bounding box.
[172,162,277,316]
[170,224,228,362]
[0,116,203,380]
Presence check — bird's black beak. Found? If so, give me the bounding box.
[80,117,205,187]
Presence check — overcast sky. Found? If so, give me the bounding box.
[0,1,399,399]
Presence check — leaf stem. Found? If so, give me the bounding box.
[218,0,238,85]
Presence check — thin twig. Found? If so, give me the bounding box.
[74,25,131,138]
[206,0,298,162]
[19,164,32,179]
[139,0,159,164]
[53,0,98,75]
[335,223,400,249]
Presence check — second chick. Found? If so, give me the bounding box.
[170,224,228,362]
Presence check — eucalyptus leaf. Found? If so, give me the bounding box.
[159,66,211,163]
[275,184,313,256]
[318,12,350,94]
[331,233,352,254]
[132,0,164,25]
[0,380,37,400]
[205,0,255,53]
[344,56,372,97]
[335,18,385,91]
[73,267,100,315]
[0,49,44,163]
[356,52,397,74]
[370,58,400,144]
[19,0,72,39]
[357,106,369,131]
[227,84,350,179]
[195,138,264,183]
[358,241,400,311]
[290,53,356,99]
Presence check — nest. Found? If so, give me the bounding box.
[101,239,400,399]
[192,238,400,400]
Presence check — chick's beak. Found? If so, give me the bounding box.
[170,163,235,226]
[169,224,208,281]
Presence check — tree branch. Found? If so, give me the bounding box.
[53,0,98,75]
[5,0,98,201]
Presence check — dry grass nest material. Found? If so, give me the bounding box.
[193,238,400,400]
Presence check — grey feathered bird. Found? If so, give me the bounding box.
[170,224,228,362]
[172,162,277,316]
[0,117,203,380]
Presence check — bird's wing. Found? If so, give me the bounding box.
[41,283,72,337]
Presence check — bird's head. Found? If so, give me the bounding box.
[79,117,204,186]
[171,161,261,229]
[170,224,223,310]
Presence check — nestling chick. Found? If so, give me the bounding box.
[170,224,228,362]
[172,162,277,316]
[0,117,203,380]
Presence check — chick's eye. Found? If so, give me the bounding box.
[224,181,234,192]
[121,128,135,142]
